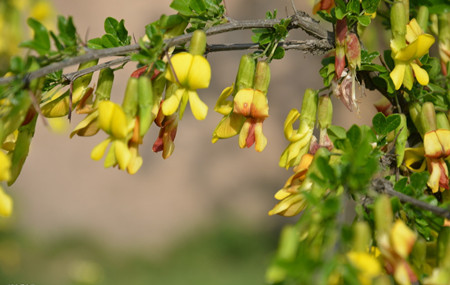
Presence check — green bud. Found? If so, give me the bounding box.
[409,102,424,136]
[300,89,318,128]
[72,59,99,103]
[374,195,393,236]
[122,77,139,118]
[235,54,256,92]
[411,236,427,272]
[276,225,299,262]
[437,112,450,130]
[138,75,157,137]
[352,221,372,252]
[420,102,437,133]
[189,30,207,56]
[438,227,450,268]
[395,114,408,167]
[416,6,429,32]
[391,1,407,50]
[94,68,114,107]
[253,61,271,95]
[318,95,333,129]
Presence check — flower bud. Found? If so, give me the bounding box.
[72,59,98,103]
[94,68,114,107]
[122,77,139,118]
[345,33,361,70]
[436,112,450,130]
[416,6,429,32]
[395,114,408,167]
[318,95,333,130]
[300,89,318,127]
[138,75,157,137]
[420,102,437,133]
[189,30,207,56]
[438,227,450,268]
[352,221,372,252]
[235,54,256,92]
[253,61,271,95]
[374,195,393,236]
[409,102,424,136]
[390,1,407,50]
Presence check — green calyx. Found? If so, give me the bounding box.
[189,30,207,56]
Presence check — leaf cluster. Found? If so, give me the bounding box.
[251,10,290,61]
[87,17,131,49]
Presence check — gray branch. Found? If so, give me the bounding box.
[0,11,332,85]
[371,178,450,220]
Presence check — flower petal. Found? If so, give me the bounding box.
[254,120,267,152]
[403,147,426,172]
[214,85,234,115]
[111,105,128,139]
[211,112,245,142]
[187,55,211,90]
[166,52,193,85]
[114,140,131,170]
[406,19,422,44]
[97,101,115,133]
[0,151,11,181]
[234,88,254,117]
[0,186,13,217]
[411,62,429,86]
[162,87,184,116]
[390,63,406,90]
[188,90,208,120]
[251,90,269,118]
[413,34,435,58]
[91,138,111,161]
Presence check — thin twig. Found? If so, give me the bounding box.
[0,12,332,86]
[372,178,450,220]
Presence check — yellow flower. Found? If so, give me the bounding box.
[377,220,418,284]
[0,186,13,217]
[347,251,382,285]
[212,85,269,152]
[163,52,211,120]
[269,154,314,216]
[279,109,314,169]
[91,101,142,174]
[0,151,11,182]
[390,19,435,90]
[403,129,450,193]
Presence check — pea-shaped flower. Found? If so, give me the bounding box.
[163,30,211,120]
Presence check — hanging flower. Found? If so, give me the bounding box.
[390,19,435,90]
[163,30,211,120]
[269,153,314,217]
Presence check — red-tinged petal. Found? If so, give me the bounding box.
[254,120,267,152]
[250,90,269,118]
[345,33,361,70]
[234,88,254,117]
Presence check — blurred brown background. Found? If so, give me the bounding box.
[4,0,379,282]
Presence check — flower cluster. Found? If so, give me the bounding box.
[212,54,270,152]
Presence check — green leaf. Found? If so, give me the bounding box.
[87,38,104,49]
[20,18,51,55]
[190,0,206,13]
[372,113,401,135]
[348,0,360,14]
[362,0,380,13]
[116,20,130,44]
[361,50,379,63]
[101,34,120,48]
[394,177,408,193]
[170,0,195,16]
[272,46,285,60]
[328,125,347,141]
[357,15,371,26]
[104,17,119,35]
